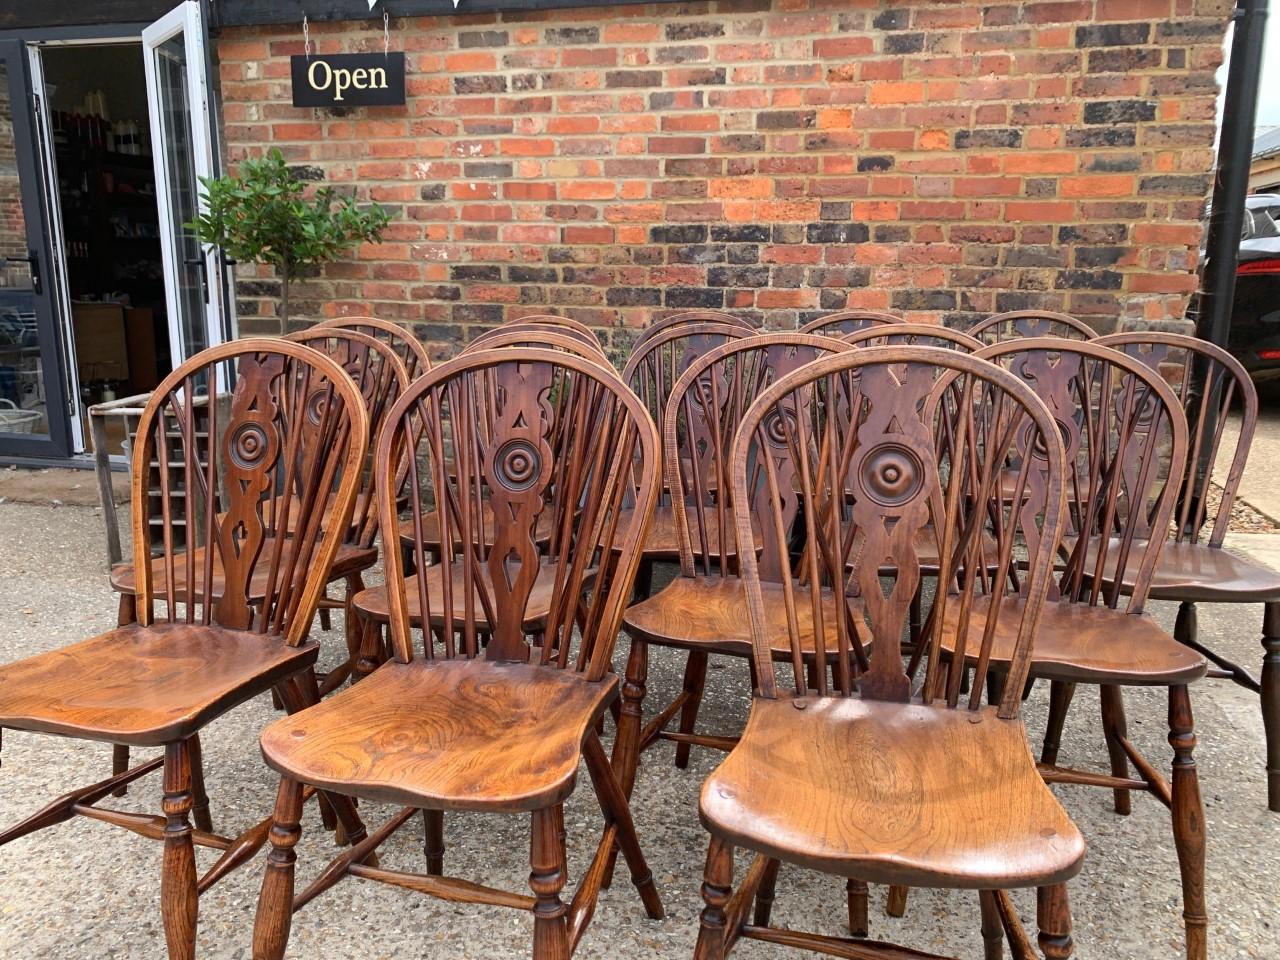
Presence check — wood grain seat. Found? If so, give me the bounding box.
[260,653,618,813]
[0,623,320,746]
[940,595,1208,685]
[109,541,378,598]
[1081,538,1280,604]
[700,696,1085,889]
[623,576,859,661]
[352,557,572,629]
[626,504,760,560]
[397,507,555,550]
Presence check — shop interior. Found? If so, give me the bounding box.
[45,42,171,444]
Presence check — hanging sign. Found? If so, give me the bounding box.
[291,53,406,107]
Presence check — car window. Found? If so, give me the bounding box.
[1245,206,1280,240]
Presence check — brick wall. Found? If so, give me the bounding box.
[0,76,30,290]
[215,0,1229,357]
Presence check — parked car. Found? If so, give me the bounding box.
[1229,193,1280,383]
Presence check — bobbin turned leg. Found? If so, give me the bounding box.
[752,858,780,927]
[1262,601,1280,812]
[979,890,1003,960]
[113,593,136,796]
[187,732,213,833]
[693,836,732,960]
[1040,681,1075,766]
[1169,685,1208,960]
[161,740,198,960]
[423,809,444,875]
[530,806,569,960]
[675,651,709,769]
[1036,884,1073,959]
[846,878,869,938]
[253,777,304,960]
[1100,684,1132,815]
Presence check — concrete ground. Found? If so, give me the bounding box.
[0,501,1277,959]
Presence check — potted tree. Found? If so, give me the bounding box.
[187,148,390,333]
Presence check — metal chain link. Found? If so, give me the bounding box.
[383,11,391,58]
[303,14,311,59]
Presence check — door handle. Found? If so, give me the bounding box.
[0,249,42,295]
[184,254,210,305]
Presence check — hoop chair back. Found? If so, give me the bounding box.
[968,310,1097,344]
[284,327,410,548]
[633,311,755,352]
[468,322,608,361]
[376,349,658,679]
[316,316,432,381]
[1097,331,1257,549]
[797,310,904,338]
[131,339,369,642]
[844,322,983,352]
[732,346,1067,716]
[977,338,1189,613]
[504,313,605,349]
[665,333,851,580]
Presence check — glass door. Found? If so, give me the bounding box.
[143,1,227,370]
[0,40,74,457]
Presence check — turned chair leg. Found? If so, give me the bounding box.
[1169,684,1208,960]
[1040,681,1075,766]
[530,806,570,960]
[1100,684,1132,815]
[1262,601,1280,812]
[187,733,213,834]
[885,884,908,917]
[343,573,366,684]
[355,620,384,682]
[253,777,305,960]
[583,734,663,918]
[752,858,781,927]
[603,636,648,889]
[694,836,733,960]
[1036,883,1073,959]
[675,651,709,769]
[423,809,444,875]
[112,594,137,797]
[846,878,869,938]
[979,890,1003,960]
[161,740,198,960]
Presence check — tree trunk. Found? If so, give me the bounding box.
[279,271,290,335]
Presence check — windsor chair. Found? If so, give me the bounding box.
[470,321,609,360]
[1094,331,1280,811]
[251,348,664,960]
[632,311,757,353]
[933,338,1209,959]
[0,340,371,960]
[505,313,607,350]
[797,309,903,338]
[967,310,1097,344]
[692,346,1084,960]
[316,315,433,381]
[622,322,753,596]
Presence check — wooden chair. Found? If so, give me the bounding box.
[0,340,371,959]
[469,321,609,360]
[251,348,664,960]
[692,345,1084,960]
[936,338,1209,959]
[843,321,983,352]
[619,333,852,788]
[967,310,1097,344]
[621,322,753,596]
[505,313,606,349]
[796,309,903,337]
[1096,331,1280,810]
[316,315,432,380]
[632,311,756,353]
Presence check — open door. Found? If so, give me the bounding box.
[143,1,229,371]
[0,40,75,457]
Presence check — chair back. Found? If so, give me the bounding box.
[376,349,658,680]
[968,310,1096,344]
[1097,331,1257,548]
[665,333,850,580]
[733,346,1067,717]
[797,310,903,338]
[504,314,605,350]
[316,316,432,381]
[633,311,755,352]
[131,340,368,642]
[468,323,608,361]
[844,322,983,352]
[977,338,1189,612]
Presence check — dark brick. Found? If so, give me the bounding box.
[238,280,281,297]
[1065,126,1137,148]
[1055,269,1123,290]
[1058,224,1128,243]
[1083,100,1156,124]
[772,224,805,244]
[459,30,508,48]
[1005,246,1068,268]
[650,224,708,244]
[546,27,599,44]
[418,285,461,301]
[809,266,871,287]
[666,21,725,40]
[873,8,910,29]
[664,286,725,308]
[1155,20,1223,42]
[451,265,502,282]
[955,128,1022,149]
[708,266,771,287]
[606,287,661,306]
[605,70,662,88]
[508,266,559,283]
[711,224,770,242]
[454,75,507,94]
[674,68,726,86]
[727,244,760,264]
[419,183,447,201]
[452,303,505,323]
[287,164,324,181]
[1139,174,1212,195]
[657,45,710,64]
[874,224,912,243]
[757,110,817,130]
[464,120,514,135]
[670,244,727,264]
[806,222,870,244]
[892,289,957,310]
[857,155,894,172]
[1086,155,1141,172]
[1143,123,1216,146]
[1166,48,1186,69]
[1087,48,1163,72]
[820,201,852,220]
[650,90,704,110]
[1074,246,1128,267]
[995,291,1062,312]
[463,161,513,178]
[1025,178,1058,197]
[1075,23,1151,47]
[885,33,925,54]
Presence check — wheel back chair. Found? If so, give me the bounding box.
[316,315,432,381]
[0,340,371,959]
[251,348,665,960]
[967,310,1097,344]
[797,309,904,338]
[471,320,609,360]
[631,310,756,354]
[1095,331,1280,811]
[503,313,608,352]
[692,345,1084,960]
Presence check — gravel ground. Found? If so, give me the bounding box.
[0,501,1277,958]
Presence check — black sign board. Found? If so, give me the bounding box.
[291,52,406,107]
